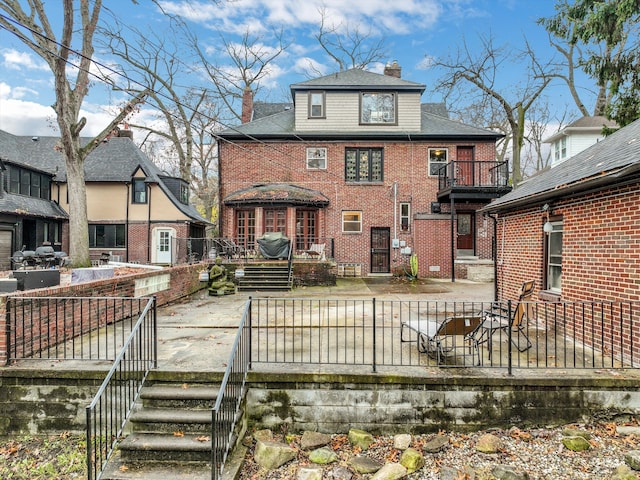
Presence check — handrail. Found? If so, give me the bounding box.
[211,297,252,479]
[85,296,157,480]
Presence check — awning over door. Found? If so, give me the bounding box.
[223,183,329,207]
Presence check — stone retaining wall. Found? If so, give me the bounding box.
[246,372,640,435]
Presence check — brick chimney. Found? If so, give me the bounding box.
[241,86,253,124]
[384,60,401,78]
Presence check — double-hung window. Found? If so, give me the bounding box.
[132,178,147,204]
[400,203,411,231]
[309,92,325,118]
[306,147,327,169]
[546,220,563,292]
[428,148,448,176]
[345,148,383,182]
[361,92,396,124]
[342,211,362,233]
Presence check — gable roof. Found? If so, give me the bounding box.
[484,118,640,213]
[0,130,209,224]
[290,68,425,93]
[544,115,619,144]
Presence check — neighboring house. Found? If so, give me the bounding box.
[218,63,511,278]
[483,118,640,303]
[0,128,209,267]
[545,115,618,168]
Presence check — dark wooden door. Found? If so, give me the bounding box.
[457,212,474,252]
[371,227,390,273]
[456,147,474,186]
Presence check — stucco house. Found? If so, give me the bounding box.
[217,63,511,279]
[483,117,640,303]
[545,115,618,168]
[0,128,209,268]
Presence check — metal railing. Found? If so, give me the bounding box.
[6,296,153,361]
[85,296,157,480]
[437,160,510,191]
[249,298,640,373]
[211,297,252,480]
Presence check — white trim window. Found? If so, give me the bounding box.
[309,92,325,118]
[306,147,327,169]
[400,202,411,231]
[360,92,396,124]
[546,221,563,292]
[428,148,448,176]
[342,211,362,233]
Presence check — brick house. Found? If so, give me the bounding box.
[483,117,640,302]
[0,128,209,267]
[218,64,511,279]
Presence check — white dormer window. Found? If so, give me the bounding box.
[308,92,325,118]
[361,92,396,124]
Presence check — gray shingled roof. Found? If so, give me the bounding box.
[0,130,209,224]
[223,183,330,206]
[253,102,293,120]
[484,118,640,213]
[0,190,68,219]
[219,108,498,140]
[290,68,425,92]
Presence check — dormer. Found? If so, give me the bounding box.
[290,65,425,133]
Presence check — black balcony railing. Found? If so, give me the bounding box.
[437,160,510,192]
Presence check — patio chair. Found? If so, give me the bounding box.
[304,243,326,261]
[401,314,483,365]
[475,281,535,360]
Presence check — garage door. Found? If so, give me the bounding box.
[0,231,12,270]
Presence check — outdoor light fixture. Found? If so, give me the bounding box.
[543,221,554,234]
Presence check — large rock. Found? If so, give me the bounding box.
[492,464,530,479]
[393,433,412,450]
[254,440,297,470]
[370,463,407,480]
[301,431,332,450]
[297,465,323,480]
[476,433,503,454]
[561,435,591,452]
[349,456,383,474]
[399,447,424,473]
[308,447,338,464]
[348,428,375,450]
[625,450,640,470]
[423,434,449,453]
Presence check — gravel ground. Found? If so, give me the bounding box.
[238,421,640,479]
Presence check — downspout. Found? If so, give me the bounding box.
[125,183,130,263]
[486,213,499,302]
[147,181,152,264]
[393,181,397,242]
[450,197,455,282]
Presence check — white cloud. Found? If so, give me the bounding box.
[1,48,49,71]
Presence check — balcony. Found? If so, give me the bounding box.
[437,160,512,203]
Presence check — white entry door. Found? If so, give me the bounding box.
[155,228,173,264]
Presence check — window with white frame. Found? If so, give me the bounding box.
[342,211,362,233]
[554,138,567,161]
[428,148,448,176]
[360,92,396,124]
[546,220,563,292]
[400,202,411,231]
[309,92,325,118]
[306,147,327,169]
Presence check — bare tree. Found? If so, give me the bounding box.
[192,29,289,123]
[313,7,388,73]
[434,34,552,186]
[0,0,147,266]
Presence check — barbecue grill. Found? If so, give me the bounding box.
[11,246,69,270]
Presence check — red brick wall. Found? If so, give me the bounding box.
[0,263,208,365]
[495,184,640,303]
[220,140,497,276]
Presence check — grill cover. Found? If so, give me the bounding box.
[257,232,290,259]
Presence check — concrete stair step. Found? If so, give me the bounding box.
[101,454,212,480]
[116,433,212,463]
[140,385,218,409]
[130,408,211,433]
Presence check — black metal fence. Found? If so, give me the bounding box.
[249,298,640,373]
[6,296,154,361]
[211,298,252,480]
[85,297,157,480]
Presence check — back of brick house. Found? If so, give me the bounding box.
[217,63,511,279]
[483,118,640,304]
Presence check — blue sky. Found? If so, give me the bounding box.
[0,0,588,138]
